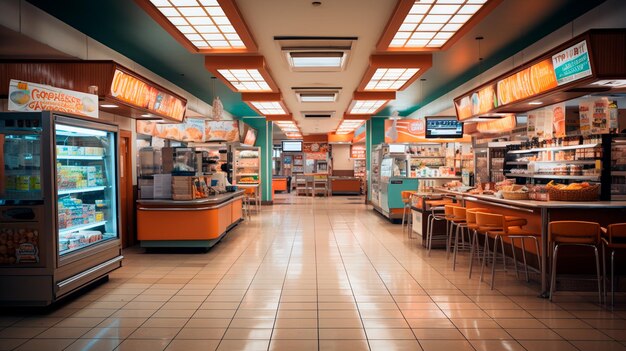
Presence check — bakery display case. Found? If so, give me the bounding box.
[233,146,260,185]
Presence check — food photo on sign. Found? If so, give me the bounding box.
[8,79,99,118]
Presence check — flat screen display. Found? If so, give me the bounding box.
[425,117,463,138]
[282,140,302,152]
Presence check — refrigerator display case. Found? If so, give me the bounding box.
[233,146,260,184]
[377,154,418,221]
[0,112,122,306]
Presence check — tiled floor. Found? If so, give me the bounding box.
[1,195,625,351]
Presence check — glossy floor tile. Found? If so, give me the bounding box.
[0,194,624,350]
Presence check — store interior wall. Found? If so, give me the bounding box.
[409,0,626,119]
[331,144,353,171]
[0,0,236,187]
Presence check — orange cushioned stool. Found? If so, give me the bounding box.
[549,221,602,303]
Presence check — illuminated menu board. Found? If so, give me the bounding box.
[454,40,593,121]
[110,69,187,122]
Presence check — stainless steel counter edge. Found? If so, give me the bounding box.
[437,188,626,209]
[137,190,245,206]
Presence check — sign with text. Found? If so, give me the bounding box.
[8,79,99,118]
[384,118,425,143]
[110,69,186,122]
[552,41,592,85]
[455,85,497,121]
[497,59,558,106]
[350,145,366,159]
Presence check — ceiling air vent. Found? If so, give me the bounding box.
[303,111,335,119]
[293,87,341,103]
[275,36,356,72]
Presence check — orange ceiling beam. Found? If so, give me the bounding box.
[266,114,293,121]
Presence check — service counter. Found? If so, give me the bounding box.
[437,188,626,296]
[137,190,244,249]
[330,176,361,195]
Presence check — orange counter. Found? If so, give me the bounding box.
[330,177,361,195]
[137,190,244,249]
[273,178,287,192]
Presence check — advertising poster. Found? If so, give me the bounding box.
[551,103,566,138]
[303,143,329,153]
[529,108,552,140]
[181,118,205,142]
[591,97,610,134]
[579,99,593,136]
[527,113,537,138]
[205,121,239,142]
[8,79,99,118]
[384,118,425,143]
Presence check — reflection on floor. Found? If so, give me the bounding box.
[1,195,625,351]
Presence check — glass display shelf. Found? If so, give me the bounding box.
[508,143,601,154]
[57,155,105,161]
[59,221,107,235]
[57,186,107,195]
[505,173,600,180]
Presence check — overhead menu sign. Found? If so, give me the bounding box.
[552,41,592,85]
[8,79,99,118]
[110,69,186,122]
[454,38,595,121]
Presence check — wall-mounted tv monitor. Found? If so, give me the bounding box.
[425,116,464,138]
[282,140,302,152]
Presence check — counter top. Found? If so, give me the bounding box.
[329,176,360,180]
[436,188,626,209]
[137,190,244,206]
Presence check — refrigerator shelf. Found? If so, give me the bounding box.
[56,155,105,160]
[59,221,107,235]
[58,186,106,195]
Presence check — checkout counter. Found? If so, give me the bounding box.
[137,190,244,249]
[330,176,361,195]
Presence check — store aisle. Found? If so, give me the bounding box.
[1,197,625,351]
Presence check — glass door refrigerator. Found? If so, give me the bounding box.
[0,112,122,306]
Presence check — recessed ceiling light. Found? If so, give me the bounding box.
[349,100,389,114]
[250,101,287,115]
[386,0,493,49]
[144,0,249,50]
[217,69,272,92]
[528,101,543,105]
[299,94,337,103]
[141,113,153,117]
[365,68,420,90]
[100,104,119,108]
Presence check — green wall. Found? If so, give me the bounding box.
[366,117,387,201]
[241,117,273,202]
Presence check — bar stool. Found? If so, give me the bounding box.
[477,212,541,290]
[465,208,492,278]
[451,206,473,271]
[444,205,465,259]
[549,221,602,303]
[425,198,453,256]
[601,223,626,306]
[401,191,414,237]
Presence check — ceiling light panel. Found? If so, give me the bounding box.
[148,0,246,50]
[349,100,389,114]
[217,69,272,92]
[389,0,489,49]
[365,68,420,90]
[300,94,336,102]
[289,52,344,68]
[336,119,365,134]
[251,102,287,115]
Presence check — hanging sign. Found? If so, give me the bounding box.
[205,121,240,142]
[110,69,186,122]
[552,41,592,85]
[8,79,99,118]
[136,118,205,142]
[476,115,517,134]
[455,85,497,121]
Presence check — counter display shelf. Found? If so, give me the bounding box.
[330,177,361,195]
[136,190,244,249]
[437,188,626,297]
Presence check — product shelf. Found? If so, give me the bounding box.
[59,220,107,235]
[56,155,105,160]
[58,186,106,195]
[508,143,601,154]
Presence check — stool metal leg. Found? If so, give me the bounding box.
[550,244,559,301]
[594,246,602,304]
